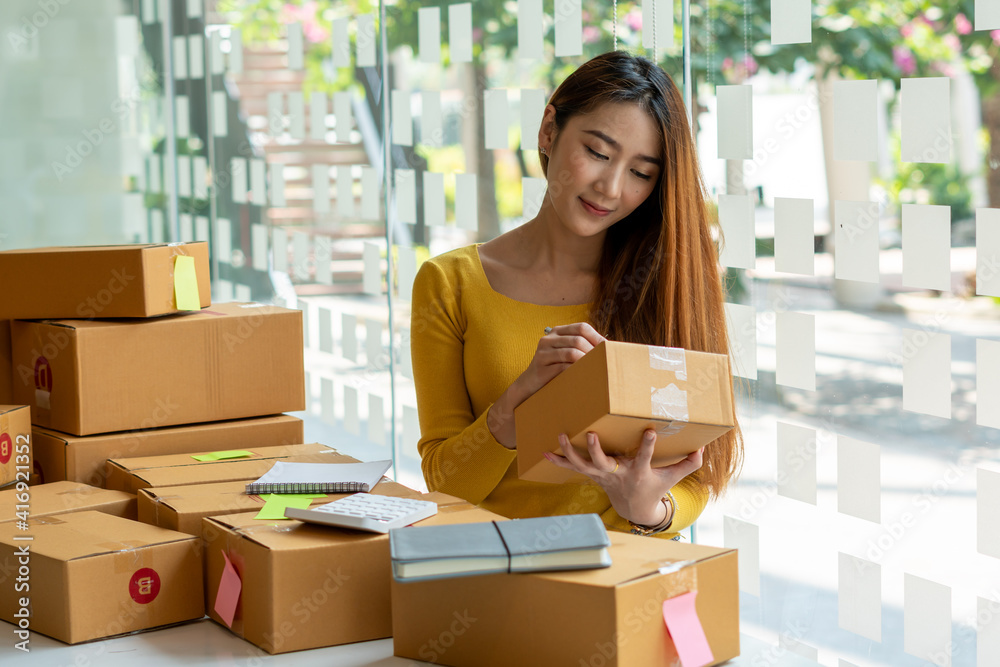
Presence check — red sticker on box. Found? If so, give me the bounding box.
[129,568,161,604]
[0,434,11,465]
[34,356,53,392]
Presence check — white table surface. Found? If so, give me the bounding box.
[0,618,821,667]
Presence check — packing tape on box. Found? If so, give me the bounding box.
[649,346,687,380]
[56,487,102,498]
[99,541,153,573]
[655,421,686,437]
[233,523,295,537]
[645,559,699,597]
[35,388,51,410]
[148,494,183,524]
[437,504,479,515]
[651,384,689,421]
[32,515,66,525]
[149,494,183,504]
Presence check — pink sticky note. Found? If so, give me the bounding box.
[662,591,714,667]
[214,550,242,628]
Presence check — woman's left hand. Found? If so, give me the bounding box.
[545,429,704,526]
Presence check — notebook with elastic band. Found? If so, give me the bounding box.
[389,513,611,582]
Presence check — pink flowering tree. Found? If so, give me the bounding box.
[687,0,987,219]
[939,1,1000,206]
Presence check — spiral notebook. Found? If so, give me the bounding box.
[245,459,392,495]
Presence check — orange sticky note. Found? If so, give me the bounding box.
[662,591,714,667]
[215,550,242,628]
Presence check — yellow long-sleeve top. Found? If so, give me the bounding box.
[410,244,709,539]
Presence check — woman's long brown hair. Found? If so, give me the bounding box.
[539,51,742,498]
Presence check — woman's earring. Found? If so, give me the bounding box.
[540,146,548,155]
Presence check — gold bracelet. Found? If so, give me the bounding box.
[628,490,676,536]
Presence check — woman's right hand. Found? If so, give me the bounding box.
[515,322,607,397]
[488,322,606,449]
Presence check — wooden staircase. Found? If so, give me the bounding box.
[230,44,383,295]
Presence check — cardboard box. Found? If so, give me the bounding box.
[31,415,304,487]
[392,531,739,667]
[516,341,735,483]
[0,242,211,320]
[106,443,338,494]
[10,302,305,436]
[0,405,30,488]
[0,320,12,404]
[203,501,503,654]
[0,510,204,644]
[0,481,135,523]
[139,474,421,535]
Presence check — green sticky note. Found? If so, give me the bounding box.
[191,450,254,462]
[254,494,325,520]
[174,255,201,311]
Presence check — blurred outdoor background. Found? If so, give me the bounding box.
[1,0,999,664]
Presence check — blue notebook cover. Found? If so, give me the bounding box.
[389,513,611,582]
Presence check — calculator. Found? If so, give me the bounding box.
[284,493,439,533]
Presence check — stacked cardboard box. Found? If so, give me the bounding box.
[105,443,336,494]
[0,405,30,488]
[0,243,314,646]
[0,481,135,523]
[0,243,212,405]
[0,243,213,472]
[0,511,204,644]
[0,321,12,404]
[10,302,305,436]
[392,531,740,667]
[140,476,424,535]
[31,414,304,487]
[203,497,500,654]
[1,244,307,496]
[0,243,212,320]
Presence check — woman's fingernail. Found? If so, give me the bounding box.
[587,432,596,445]
[544,452,553,461]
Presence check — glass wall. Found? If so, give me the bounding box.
[3,0,999,664]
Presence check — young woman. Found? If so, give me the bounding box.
[410,51,742,539]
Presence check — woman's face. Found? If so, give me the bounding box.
[539,101,662,239]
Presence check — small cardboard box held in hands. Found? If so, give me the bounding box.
[515,341,735,483]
